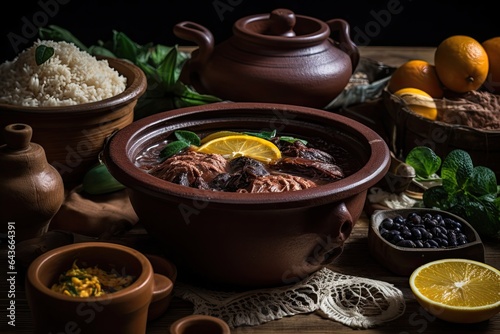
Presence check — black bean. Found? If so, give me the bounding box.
[411,227,422,240]
[391,235,404,245]
[394,215,406,224]
[377,211,470,249]
[381,218,394,230]
[396,239,417,248]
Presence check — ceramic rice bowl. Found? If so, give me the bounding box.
[0,57,147,185]
[103,102,390,288]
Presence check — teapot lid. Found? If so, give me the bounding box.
[233,8,330,47]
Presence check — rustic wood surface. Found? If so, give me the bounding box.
[2,46,499,334]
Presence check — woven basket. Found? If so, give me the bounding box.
[382,89,500,179]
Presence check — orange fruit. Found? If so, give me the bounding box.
[481,36,500,93]
[434,35,489,93]
[409,258,500,324]
[393,88,438,120]
[197,135,282,163]
[387,59,444,98]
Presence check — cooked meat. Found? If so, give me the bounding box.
[270,157,344,180]
[149,150,229,185]
[238,174,317,193]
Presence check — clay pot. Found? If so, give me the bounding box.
[174,8,359,108]
[0,123,64,242]
[170,315,231,334]
[25,242,174,334]
[103,102,390,289]
[0,58,147,186]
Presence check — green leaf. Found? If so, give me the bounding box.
[159,141,189,160]
[157,47,179,87]
[111,30,140,61]
[461,200,500,238]
[422,186,451,210]
[279,136,308,145]
[87,45,117,58]
[466,166,497,197]
[405,146,441,179]
[149,44,175,67]
[244,130,277,140]
[441,149,473,193]
[38,25,89,51]
[35,45,54,65]
[174,130,200,146]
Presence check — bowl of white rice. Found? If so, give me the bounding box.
[0,40,147,185]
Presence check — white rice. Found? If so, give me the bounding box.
[0,40,127,107]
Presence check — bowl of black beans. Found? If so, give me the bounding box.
[368,208,485,276]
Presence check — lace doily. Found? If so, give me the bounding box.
[368,187,417,209]
[174,267,405,329]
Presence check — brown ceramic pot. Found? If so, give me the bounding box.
[174,8,359,108]
[0,123,64,242]
[25,242,173,334]
[170,315,231,334]
[103,102,390,288]
[0,57,147,185]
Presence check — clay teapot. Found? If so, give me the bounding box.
[174,8,360,108]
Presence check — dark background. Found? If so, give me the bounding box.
[0,0,498,62]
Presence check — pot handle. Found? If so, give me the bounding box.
[326,19,360,73]
[306,201,354,266]
[173,21,214,86]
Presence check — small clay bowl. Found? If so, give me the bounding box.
[25,242,173,334]
[170,315,231,334]
[368,208,485,276]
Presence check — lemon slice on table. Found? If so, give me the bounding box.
[197,135,281,163]
[409,258,500,324]
[393,87,438,120]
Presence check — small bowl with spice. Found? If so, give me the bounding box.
[368,208,485,276]
[25,242,174,334]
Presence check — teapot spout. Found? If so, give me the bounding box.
[173,22,214,88]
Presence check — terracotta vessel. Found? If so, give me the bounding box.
[0,57,147,185]
[174,8,359,108]
[170,315,231,334]
[103,102,390,289]
[0,123,64,242]
[25,242,173,334]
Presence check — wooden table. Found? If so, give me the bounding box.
[2,47,500,334]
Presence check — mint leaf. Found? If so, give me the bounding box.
[175,130,200,146]
[35,45,54,65]
[441,149,473,193]
[466,166,497,197]
[159,141,189,160]
[405,146,441,179]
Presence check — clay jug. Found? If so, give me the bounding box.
[174,8,359,108]
[0,123,64,242]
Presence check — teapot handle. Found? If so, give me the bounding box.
[326,19,360,73]
[173,21,214,86]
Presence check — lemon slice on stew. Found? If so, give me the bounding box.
[200,131,244,144]
[197,135,281,163]
[409,258,500,323]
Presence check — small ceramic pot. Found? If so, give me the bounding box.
[0,123,64,242]
[170,315,231,334]
[25,242,173,334]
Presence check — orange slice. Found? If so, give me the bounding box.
[409,258,500,323]
[197,135,281,163]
